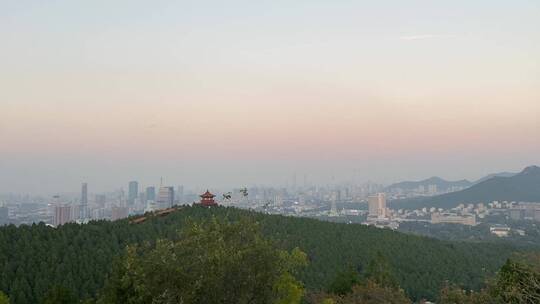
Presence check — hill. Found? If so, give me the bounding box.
[386,176,472,193]
[391,165,540,210]
[0,206,519,302]
[473,171,517,185]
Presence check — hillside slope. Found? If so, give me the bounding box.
[473,171,516,185]
[391,166,540,210]
[386,176,472,192]
[0,206,518,302]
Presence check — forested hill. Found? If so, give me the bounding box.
[391,165,540,210]
[0,206,517,302]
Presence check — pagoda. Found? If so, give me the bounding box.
[199,190,218,207]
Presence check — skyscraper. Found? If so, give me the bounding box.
[176,185,184,203]
[330,192,338,217]
[145,186,156,202]
[128,181,138,205]
[81,183,88,205]
[368,193,387,219]
[157,186,174,209]
[0,205,8,224]
[80,183,88,219]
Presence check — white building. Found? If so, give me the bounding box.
[490,225,511,237]
[368,193,387,219]
[431,212,476,226]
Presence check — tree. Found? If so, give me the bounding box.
[0,291,9,304]
[327,268,361,295]
[98,217,307,304]
[438,282,491,304]
[340,281,411,304]
[43,286,78,304]
[491,259,540,303]
[364,252,398,289]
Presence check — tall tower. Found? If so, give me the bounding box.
[128,181,138,205]
[80,183,88,219]
[157,186,174,209]
[81,183,88,205]
[330,192,338,216]
[0,203,8,224]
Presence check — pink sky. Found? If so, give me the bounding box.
[1,0,539,193]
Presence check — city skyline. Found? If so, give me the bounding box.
[1,0,539,194]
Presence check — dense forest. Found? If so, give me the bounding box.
[0,206,525,303]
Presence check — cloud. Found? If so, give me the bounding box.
[399,34,458,41]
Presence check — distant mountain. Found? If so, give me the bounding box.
[391,165,540,210]
[473,171,517,185]
[386,176,472,192]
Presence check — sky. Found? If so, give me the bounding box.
[1,0,539,194]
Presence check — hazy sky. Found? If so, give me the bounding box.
[1,0,539,194]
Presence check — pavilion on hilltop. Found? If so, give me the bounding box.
[199,190,218,207]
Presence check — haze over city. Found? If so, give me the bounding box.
[1,0,539,194]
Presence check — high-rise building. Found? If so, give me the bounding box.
[146,186,156,202]
[128,181,139,205]
[177,185,184,203]
[80,183,88,219]
[54,205,72,227]
[157,186,174,209]
[81,183,88,205]
[368,193,387,219]
[329,192,338,217]
[0,205,8,224]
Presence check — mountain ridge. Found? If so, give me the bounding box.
[386,176,472,192]
[390,165,540,210]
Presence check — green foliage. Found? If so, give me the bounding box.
[327,268,360,295]
[491,259,540,303]
[273,273,304,304]
[307,281,412,304]
[311,254,409,304]
[340,281,412,304]
[42,286,78,304]
[438,282,492,304]
[0,206,519,302]
[98,217,306,304]
[0,291,9,304]
[363,252,398,289]
[437,258,540,304]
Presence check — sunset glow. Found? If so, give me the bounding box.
[1,0,539,193]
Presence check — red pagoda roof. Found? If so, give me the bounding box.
[200,190,215,198]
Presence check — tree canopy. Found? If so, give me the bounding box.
[0,206,523,302]
[98,217,307,304]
